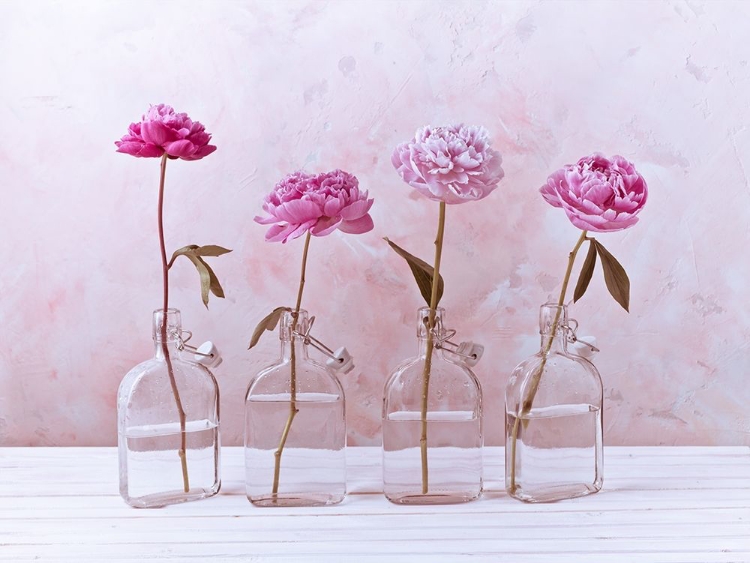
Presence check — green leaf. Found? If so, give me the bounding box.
[573,239,597,303]
[593,240,630,312]
[384,237,444,306]
[169,244,232,307]
[248,306,291,349]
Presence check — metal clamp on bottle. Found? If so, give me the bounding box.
[434,328,484,368]
[563,319,599,358]
[293,316,355,374]
[176,330,223,368]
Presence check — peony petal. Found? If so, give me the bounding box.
[566,213,601,232]
[254,213,278,225]
[284,220,317,242]
[141,120,179,146]
[265,223,296,243]
[183,144,216,160]
[339,198,374,220]
[539,183,562,208]
[311,216,342,237]
[164,139,197,158]
[115,140,145,156]
[323,196,344,218]
[187,131,210,146]
[274,199,321,224]
[339,213,374,234]
[115,140,164,158]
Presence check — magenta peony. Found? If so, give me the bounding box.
[541,153,647,233]
[115,104,217,161]
[255,170,374,243]
[391,124,504,204]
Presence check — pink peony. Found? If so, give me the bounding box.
[255,170,374,243]
[541,153,647,232]
[115,104,216,161]
[391,124,504,204]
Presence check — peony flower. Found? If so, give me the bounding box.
[255,169,374,243]
[391,124,504,204]
[541,153,647,232]
[115,104,216,161]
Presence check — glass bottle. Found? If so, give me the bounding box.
[505,303,603,503]
[244,309,346,507]
[117,309,221,508]
[382,307,483,505]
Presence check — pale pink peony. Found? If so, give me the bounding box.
[255,170,374,243]
[541,153,647,232]
[115,104,216,161]
[391,124,504,204]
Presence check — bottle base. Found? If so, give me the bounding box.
[507,481,601,503]
[122,484,220,509]
[248,492,345,507]
[385,490,481,505]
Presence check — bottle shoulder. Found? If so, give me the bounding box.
[119,355,217,397]
[385,353,480,392]
[506,350,602,405]
[245,356,343,400]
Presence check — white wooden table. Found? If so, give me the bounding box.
[1,447,749,562]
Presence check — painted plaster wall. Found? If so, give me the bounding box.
[1,0,749,446]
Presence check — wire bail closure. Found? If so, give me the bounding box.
[176,330,223,368]
[293,316,355,374]
[430,325,484,368]
[562,319,599,355]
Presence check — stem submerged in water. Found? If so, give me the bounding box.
[157,154,190,493]
[272,231,312,498]
[420,202,446,495]
[508,230,588,494]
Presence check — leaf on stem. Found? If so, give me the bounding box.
[573,239,597,303]
[192,245,232,257]
[593,240,630,312]
[169,245,232,307]
[248,306,291,349]
[384,237,444,306]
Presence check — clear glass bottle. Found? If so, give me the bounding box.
[505,303,603,503]
[244,309,346,507]
[118,308,221,508]
[382,307,483,505]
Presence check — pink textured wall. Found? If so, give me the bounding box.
[1,0,749,447]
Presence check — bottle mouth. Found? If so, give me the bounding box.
[539,302,567,336]
[280,308,309,341]
[417,306,446,338]
[152,307,180,316]
[152,308,182,342]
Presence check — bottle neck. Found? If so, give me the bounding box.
[278,308,310,361]
[280,337,309,361]
[538,302,568,355]
[540,332,568,354]
[416,329,447,357]
[152,308,182,360]
[154,339,181,359]
[416,306,445,357]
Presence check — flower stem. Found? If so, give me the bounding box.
[272,231,312,498]
[508,229,588,494]
[157,154,190,493]
[420,201,446,495]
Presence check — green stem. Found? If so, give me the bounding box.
[157,154,190,493]
[420,201,446,495]
[508,229,588,494]
[272,231,312,498]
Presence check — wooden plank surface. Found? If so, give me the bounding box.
[0,447,748,562]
